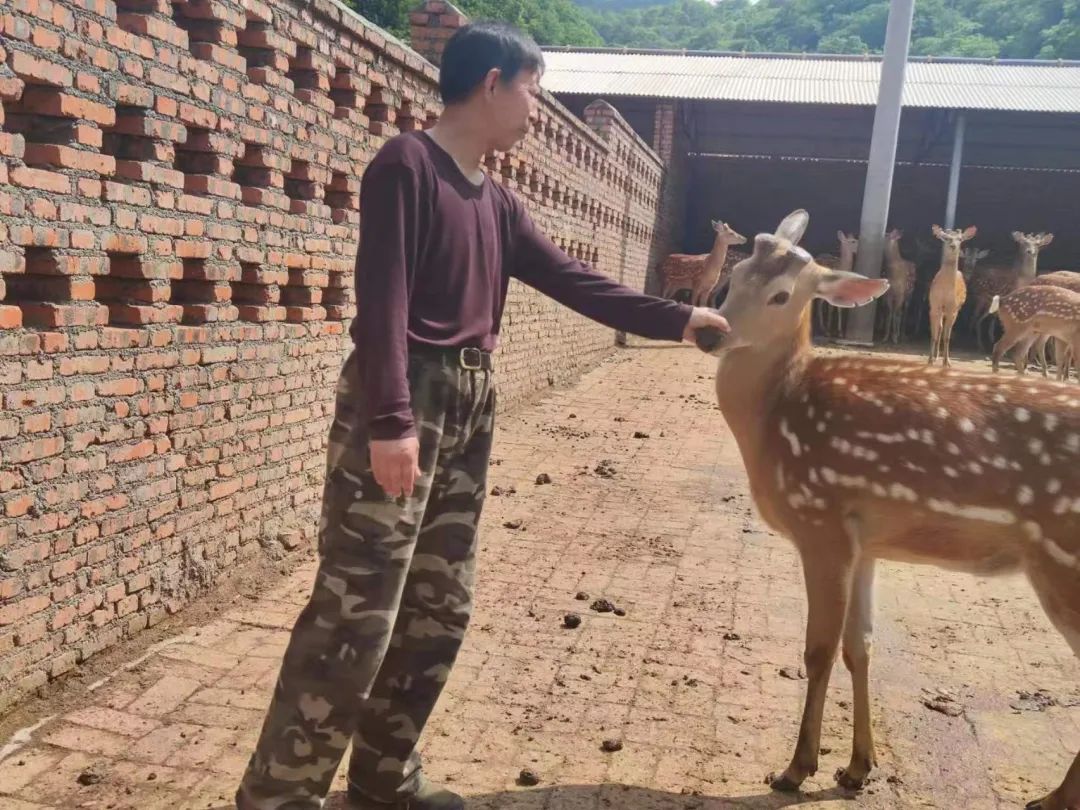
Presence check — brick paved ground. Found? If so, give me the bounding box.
[0,340,1077,810]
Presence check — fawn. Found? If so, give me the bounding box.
[695,209,1080,810]
[660,220,747,306]
[928,224,978,367]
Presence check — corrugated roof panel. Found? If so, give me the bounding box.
[541,50,1080,113]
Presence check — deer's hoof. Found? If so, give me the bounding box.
[834,767,868,791]
[767,772,803,793]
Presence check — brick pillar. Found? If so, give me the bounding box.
[652,101,676,166]
[409,0,469,67]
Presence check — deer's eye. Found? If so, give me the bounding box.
[768,291,791,306]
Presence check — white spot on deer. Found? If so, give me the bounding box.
[808,468,820,485]
[944,466,959,478]
[993,456,1009,470]
[779,419,801,457]
[926,500,1018,524]
[1053,497,1070,516]
[1047,479,1062,495]
[958,418,975,433]
[967,462,983,475]
[871,482,887,497]
[1028,438,1044,455]
[1039,452,1052,466]
[822,468,838,485]
[788,493,808,510]
[1015,408,1031,423]
[775,464,785,492]
[807,406,815,418]
[1044,414,1058,431]
[1022,521,1043,541]
[906,429,919,441]
[1043,537,1079,569]
[1066,434,1080,453]
[1017,486,1035,506]
[834,377,847,386]
[890,483,918,502]
[817,422,827,433]
[946,442,961,456]
[983,429,998,442]
[993,394,1006,404]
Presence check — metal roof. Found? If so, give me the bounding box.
[540,49,1080,113]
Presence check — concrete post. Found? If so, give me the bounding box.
[944,112,966,229]
[841,0,917,346]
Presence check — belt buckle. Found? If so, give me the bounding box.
[460,347,483,371]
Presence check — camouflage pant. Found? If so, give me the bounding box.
[237,348,495,809]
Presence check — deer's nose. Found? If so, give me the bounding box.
[695,326,726,353]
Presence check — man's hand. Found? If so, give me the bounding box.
[370,437,422,499]
[682,307,730,345]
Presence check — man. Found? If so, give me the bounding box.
[237,20,728,810]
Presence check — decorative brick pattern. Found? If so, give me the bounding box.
[0,0,667,708]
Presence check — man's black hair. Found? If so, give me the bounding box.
[439,21,545,105]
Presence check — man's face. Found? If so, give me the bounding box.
[487,68,541,152]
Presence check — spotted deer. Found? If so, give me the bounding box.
[881,229,917,344]
[990,284,1080,384]
[660,220,747,306]
[928,224,978,366]
[814,232,858,338]
[694,209,1080,810]
[1013,271,1080,380]
[970,232,1054,351]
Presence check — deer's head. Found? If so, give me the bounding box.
[711,220,748,246]
[1012,231,1053,258]
[837,231,859,253]
[695,210,889,356]
[932,224,978,262]
[960,246,990,279]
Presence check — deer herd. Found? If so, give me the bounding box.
[675,211,1078,810]
[662,216,1077,379]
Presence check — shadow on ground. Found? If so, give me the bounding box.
[212,782,855,809]
[314,783,853,809]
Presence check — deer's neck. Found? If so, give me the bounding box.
[884,241,901,264]
[838,245,856,273]
[715,310,811,468]
[1014,250,1039,281]
[939,250,961,277]
[704,239,730,277]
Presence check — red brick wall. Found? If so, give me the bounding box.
[0,0,664,709]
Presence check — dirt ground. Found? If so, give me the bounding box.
[0,338,1077,810]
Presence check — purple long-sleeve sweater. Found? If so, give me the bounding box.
[350,131,692,440]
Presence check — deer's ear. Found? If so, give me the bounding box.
[711,219,720,229]
[931,225,944,240]
[775,210,809,245]
[1011,230,1024,242]
[961,226,977,240]
[1038,233,1054,247]
[815,270,890,309]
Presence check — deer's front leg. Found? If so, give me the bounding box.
[837,558,877,790]
[771,550,853,793]
[942,311,959,367]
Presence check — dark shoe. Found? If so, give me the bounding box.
[347,776,464,809]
